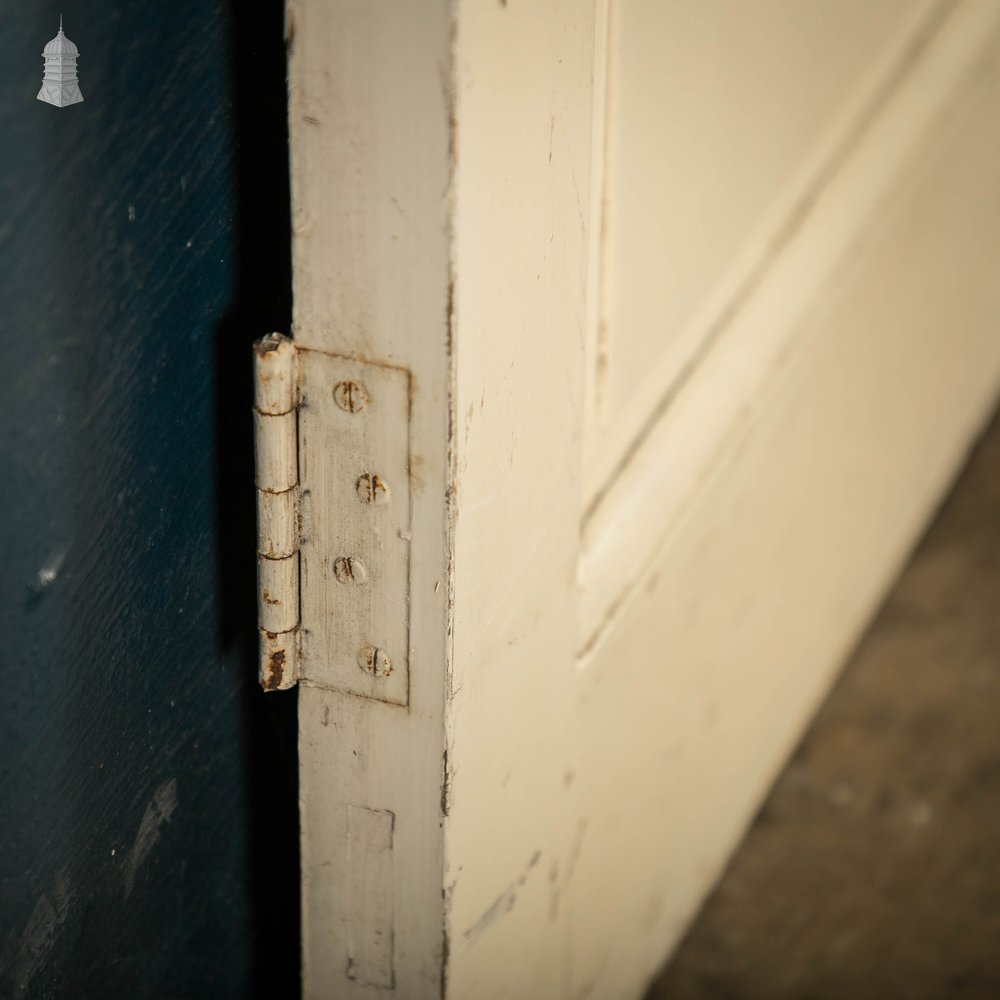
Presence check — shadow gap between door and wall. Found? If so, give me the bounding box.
[217,1,299,994]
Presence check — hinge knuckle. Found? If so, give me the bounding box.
[254,411,297,493]
[253,333,300,691]
[254,331,297,414]
[258,552,299,633]
[257,487,298,559]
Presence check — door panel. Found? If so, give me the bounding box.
[575,19,1000,988]
[585,0,940,500]
[290,2,1000,998]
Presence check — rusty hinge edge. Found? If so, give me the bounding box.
[254,332,301,691]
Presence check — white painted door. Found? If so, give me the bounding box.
[282,1,1000,996]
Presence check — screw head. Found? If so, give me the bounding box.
[333,555,368,584]
[356,472,390,505]
[333,380,369,413]
[358,645,392,677]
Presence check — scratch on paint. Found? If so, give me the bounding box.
[0,869,71,997]
[124,778,178,897]
[462,850,541,944]
[564,818,588,885]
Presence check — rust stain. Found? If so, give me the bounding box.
[262,648,286,691]
[261,589,280,606]
[356,472,390,505]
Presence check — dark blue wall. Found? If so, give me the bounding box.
[0,3,297,997]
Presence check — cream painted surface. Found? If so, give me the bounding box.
[449,1,1000,996]
[287,0,452,995]
[584,0,943,501]
[572,23,1000,993]
[445,2,595,996]
[289,1,1000,997]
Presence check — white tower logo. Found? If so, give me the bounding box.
[37,16,84,108]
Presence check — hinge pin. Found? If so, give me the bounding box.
[253,332,301,691]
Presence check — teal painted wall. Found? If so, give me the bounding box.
[0,3,297,996]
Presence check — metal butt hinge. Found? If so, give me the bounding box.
[254,333,301,691]
[252,333,413,703]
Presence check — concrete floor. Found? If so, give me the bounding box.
[647,409,1000,1000]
